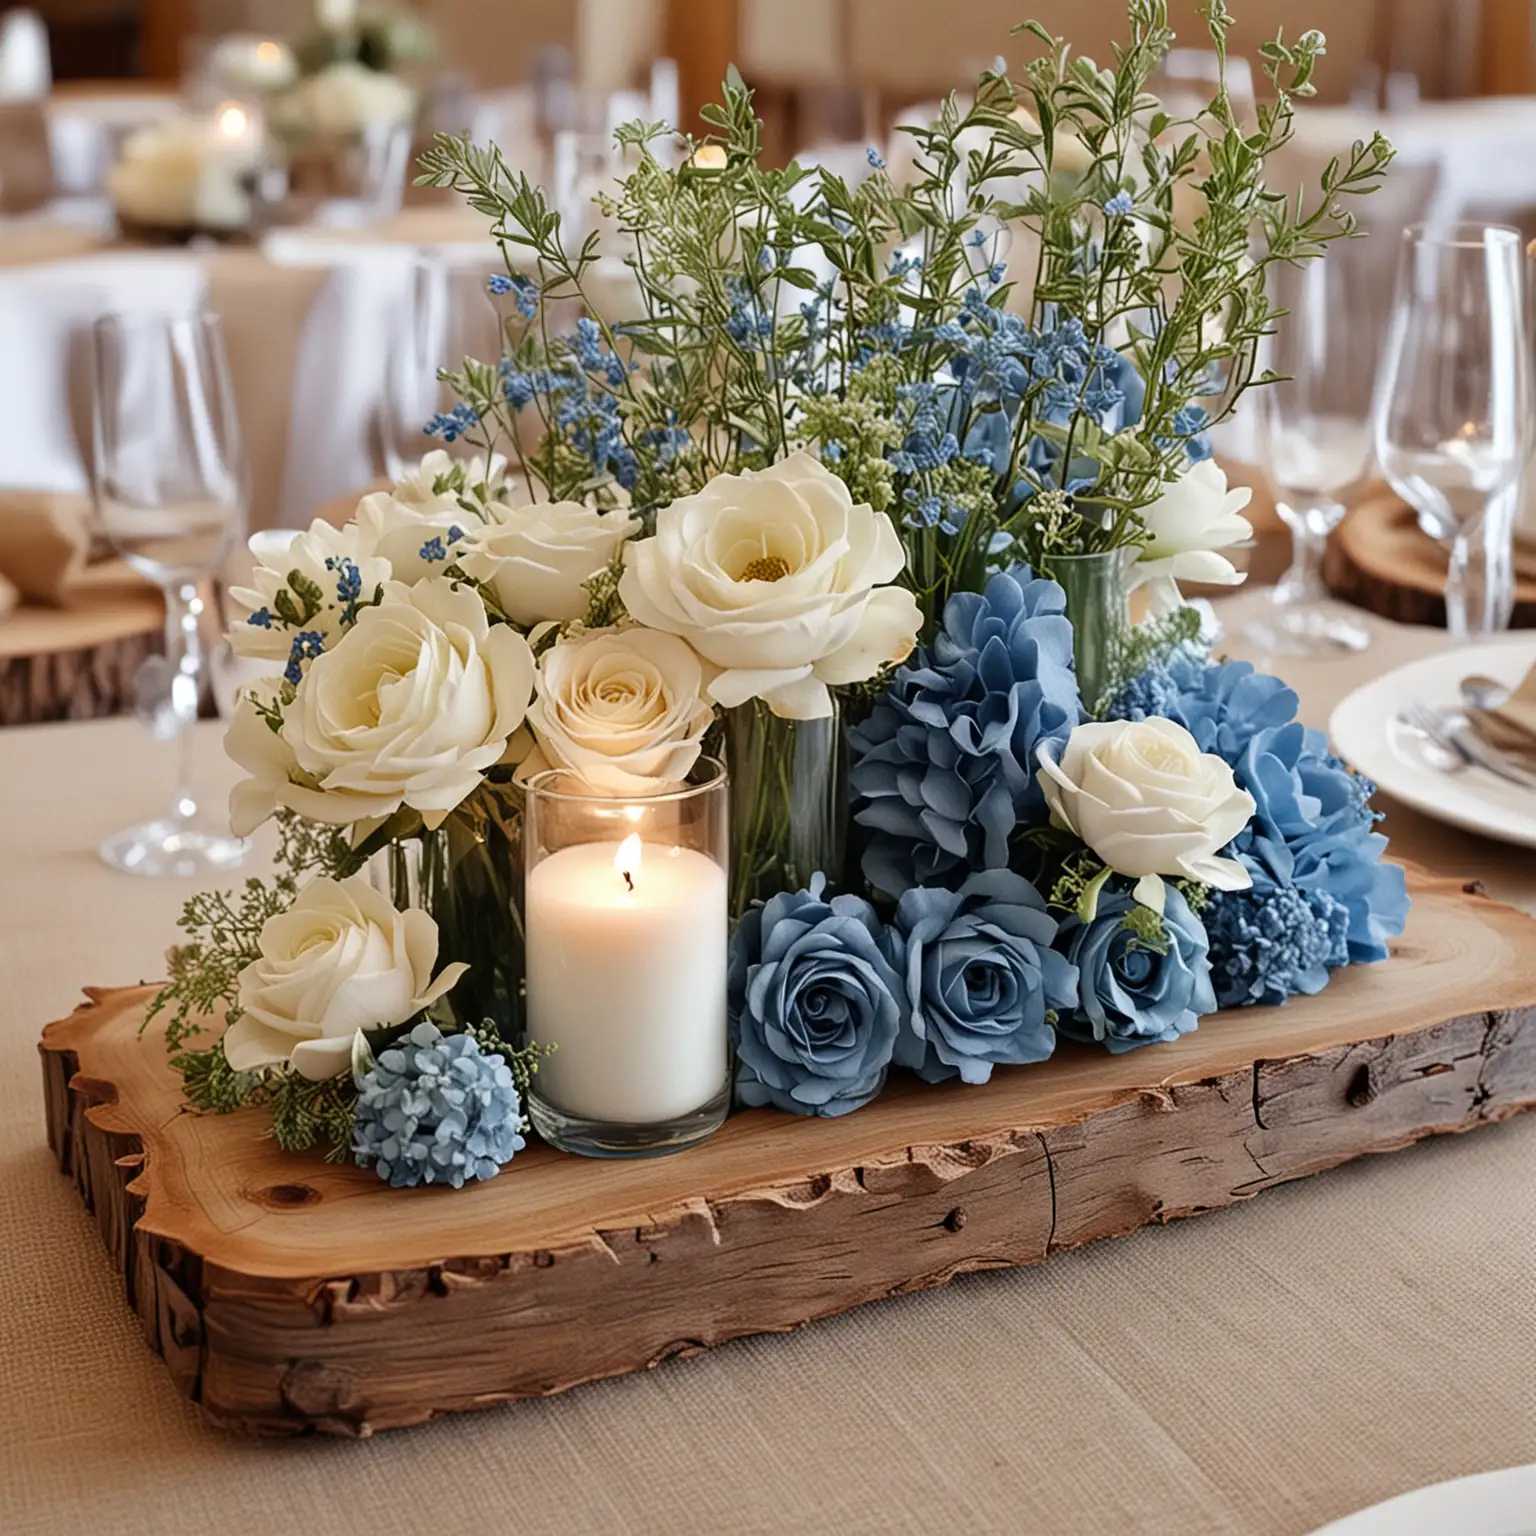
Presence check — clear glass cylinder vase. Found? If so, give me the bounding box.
[723,696,846,920]
[522,758,731,1158]
[1045,548,1136,709]
[369,783,525,1039]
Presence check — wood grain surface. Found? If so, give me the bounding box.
[39,873,1536,1437]
[1324,494,1536,629]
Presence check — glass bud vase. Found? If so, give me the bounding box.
[723,696,846,920]
[369,784,525,1039]
[1046,548,1136,710]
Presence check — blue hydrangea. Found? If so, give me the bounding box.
[729,875,905,1118]
[889,870,1077,1084]
[1113,656,1409,988]
[1204,884,1349,1008]
[1055,884,1216,1052]
[353,1022,526,1189]
[849,565,1081,898]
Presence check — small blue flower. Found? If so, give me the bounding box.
[353,1022,526,1190]
[890,871,1077,1084]
[419,536,447,563]
[987,261,1007,286]
[246,607,273,629]
[866,146,886,170]
[967,229,989,248]
[729,875,906,1118]
[447,524,465,545]
[488,273,513,295]
[820,438,844,463]
[1204,884,1349,1008]
[1102,190,1135,217]
[282,629,324,686]
[1056,885,1216,1052]
[425,401,480,443]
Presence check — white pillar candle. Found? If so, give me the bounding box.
[526,835,728,1125]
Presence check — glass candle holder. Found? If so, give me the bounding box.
[523,759,730,1158]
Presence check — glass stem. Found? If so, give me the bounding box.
[1445,532,1471,642]
[1275,507,1329,609]
[165,581,203,824]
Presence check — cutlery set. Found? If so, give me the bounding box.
[1401,664,1536,792]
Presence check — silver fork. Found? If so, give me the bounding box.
[1402,702,1536,790]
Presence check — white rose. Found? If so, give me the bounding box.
[279,60,416,139]
[1035,717,1255,911]
[353,451,508,585]
[459,501,639,628]
[618,451,922,720]
[226,577,535,835]
[223,875,467,1081]
[1130,460,1253,602]
[524,626,715,795]
[227,518,391,662]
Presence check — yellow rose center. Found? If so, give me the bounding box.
[740,555,792,583]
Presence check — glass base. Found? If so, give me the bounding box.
[100,819,251,878]
[1242,602,1371,658]
[528,1077,731,1159]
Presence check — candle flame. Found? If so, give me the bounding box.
[215,103,250,139]
[256,40,282,62]
[615,833,641,894]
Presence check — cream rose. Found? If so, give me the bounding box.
[107,116,261,232]
[227,518,391,661]
[223,875,467,1081]
[459,501,639,628]
[1130,460,1254,603]
[226,577,535,835]
[1036,718,1255,910]
[524,626,715,795]
[618,452,921,720]
[353,453,508,586]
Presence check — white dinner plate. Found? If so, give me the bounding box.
[1329,638,1536,850]
[1308,1464,1536,1535]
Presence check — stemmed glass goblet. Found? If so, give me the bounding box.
[92,310,250,876]
[1374,223,1528,640]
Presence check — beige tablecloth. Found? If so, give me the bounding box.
[1,589,1534,1535]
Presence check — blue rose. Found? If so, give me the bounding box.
[1056,884,1216,1052]
[890,870,1078,1084]
[729,875,905,1117]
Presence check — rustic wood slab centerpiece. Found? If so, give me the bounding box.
[38,872,1536,1438]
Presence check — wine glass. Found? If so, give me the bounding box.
[379,253,506,482]
[92,310,250,877]
[1247,251,1376,656]
[1375,223,1528,640]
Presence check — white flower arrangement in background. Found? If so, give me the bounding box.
[224,874,467,1081]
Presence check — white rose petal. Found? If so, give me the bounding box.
[460,500,638,628]
[226,576,535,834]
[618,451,919,720]
[525,626,715,795]
[1036,717,1256,898]
[1131,460,1254,597]
[223,875,467,1080]
[228,518,391,662]
[275,60,416,139]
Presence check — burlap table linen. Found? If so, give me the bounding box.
[1,587,1534,1536]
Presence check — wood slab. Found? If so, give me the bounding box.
[39,873,1536,1438]
[1324,493,1536,629]
[0,564,163,726]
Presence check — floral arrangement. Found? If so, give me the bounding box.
[150,1,1406,1183]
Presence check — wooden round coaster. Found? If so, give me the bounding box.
[0,563,163,727]
[1323,493,1536,629]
